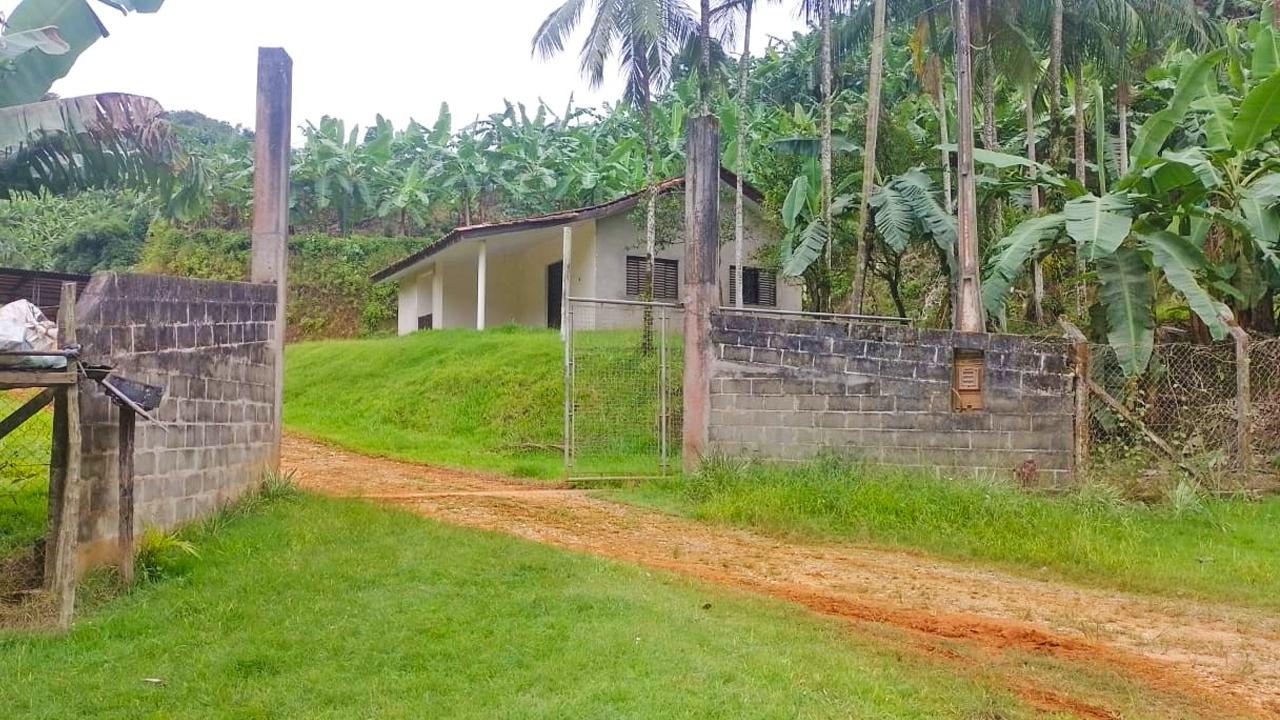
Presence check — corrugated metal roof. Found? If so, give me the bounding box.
[0,268,91,321]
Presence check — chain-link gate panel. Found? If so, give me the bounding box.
[564,298,682,480]
[1,389,52,581]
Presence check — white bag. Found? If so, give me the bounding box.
[0,299,62,368]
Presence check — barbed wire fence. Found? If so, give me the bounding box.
[564,298,683,481]
[1081,335,1280,489]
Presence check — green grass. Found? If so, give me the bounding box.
[0,491,1057,719]
[1,391,51,558]
[606,457,1280,610]
[286,327,674,478]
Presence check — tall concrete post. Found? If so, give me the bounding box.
[251,47,292,466]
[682,116,720,473]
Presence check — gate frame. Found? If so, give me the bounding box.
[563,295,682,482]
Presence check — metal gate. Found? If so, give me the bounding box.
[563,297,682,480]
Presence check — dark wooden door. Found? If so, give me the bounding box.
[547,262,563,329]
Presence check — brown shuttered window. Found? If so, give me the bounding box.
[626,256,679,300]
[728,266,777,307]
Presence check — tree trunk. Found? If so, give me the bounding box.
[700,0,713,111]
[939,82,954,214]
[954,0,985,332]
[927,11,953,214]
[1072,64,1087,317]
[1049,0,1064,166]
[850,0,886,313]
[820,0,834,289]
[981,47,997,152]
[1026,82,1044,325]
[1256,289,1276,334]
[734,2,753,309]
[1117,77,1130,176]
[1073,66,1087,186]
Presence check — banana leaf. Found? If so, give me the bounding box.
[1098,249,1156,377]
[0,0,166,108]
[1139,230,1231,340]
[1065,193,1133,262]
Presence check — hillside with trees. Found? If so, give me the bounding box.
[2,0,1277,357]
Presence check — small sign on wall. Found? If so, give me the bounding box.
[952,349,985,412]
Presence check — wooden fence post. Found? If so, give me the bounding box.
[1060,320,1091,480]
[1228,323,1252,474]
[117,409,137,584]
[44,281,82,630]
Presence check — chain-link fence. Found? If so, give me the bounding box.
[564,298,683,480]
[1085,337,1280,483]
[1,389,53,594]
[1252,338,1280,463]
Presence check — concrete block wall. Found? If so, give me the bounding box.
[708,313,1076,485]
[73,273,278,567]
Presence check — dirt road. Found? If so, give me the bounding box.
[283,435,1280,719]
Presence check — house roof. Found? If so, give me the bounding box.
[371,168,765,283]
[0,267,91,322]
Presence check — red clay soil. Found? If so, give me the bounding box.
[283,435,1280,719]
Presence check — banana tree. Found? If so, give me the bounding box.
[866,168,957,318]
[0,0,176,199]
[983,42,1280,375]
[778,155,853,309]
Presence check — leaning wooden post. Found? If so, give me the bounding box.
[250,47,292,468]
[1227,320,1252,474]
[1060,320,1091,480]
[45,281,82,630]
[116,408,137,584]
[682,115,720,473]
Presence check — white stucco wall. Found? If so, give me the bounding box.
[586,199,800,329]
[391,190,798,334]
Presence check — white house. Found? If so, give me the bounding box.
[372,169,803,334]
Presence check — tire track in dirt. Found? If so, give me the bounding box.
[284,435,1280,719]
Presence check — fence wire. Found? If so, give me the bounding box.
[1252,338,1280,462]
[565,300,683,479]
[1,389,52,562]
[1087,338,1280,475]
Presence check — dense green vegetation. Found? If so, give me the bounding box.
[608,458,1280,609]
[3,0,1276,355]
[0,491,1066,720]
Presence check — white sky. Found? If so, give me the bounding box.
[33,0,808,139]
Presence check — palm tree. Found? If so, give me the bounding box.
[532,0,696,309]
[799,0,848,310]
[848,0,887,313]
[721,0,780,308]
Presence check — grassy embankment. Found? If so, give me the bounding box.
[1,487,1064,720]
[286,326,676,478]
[286,330,1280,609]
